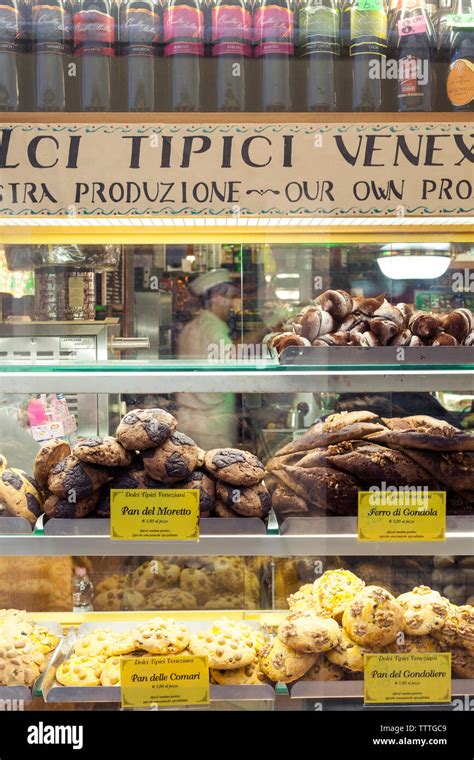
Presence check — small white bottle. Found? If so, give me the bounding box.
[72,566,94,612]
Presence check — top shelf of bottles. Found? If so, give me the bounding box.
[1,0,472,117]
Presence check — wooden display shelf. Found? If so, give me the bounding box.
[0,112,469,124]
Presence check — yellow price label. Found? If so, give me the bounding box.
[364,653,451,704]
[358,490,446,542]
[120,655,210,708]
[110,489,200,541]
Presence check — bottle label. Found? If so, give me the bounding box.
[0,4,19,53]
[123,7,159,57]
[212,5,252,56]
[32,4,66,54]
[399,54,421,95]
[350,8,387,56]
[74,9,115,57]
[398,14,427,35]
[163,5,204,56]
[447,58,474,107]
[298,6,339,56]
[253,5,294,57]
[446,13,474,28]
[356,0,384,10]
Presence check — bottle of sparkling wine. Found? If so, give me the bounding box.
[392,0,436,111]
[298,0,340,110]
[74,0,115,111]
[445,0,474,110]
[32,0,66,110]
[211,0,252,110]
[122,0,160,111]
[344,0,388,111]
[0,0,20,110]
[253,0,294,111]
[164,0,204,111]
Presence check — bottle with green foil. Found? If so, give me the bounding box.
[298,0,340,110]
[344,0,388,111]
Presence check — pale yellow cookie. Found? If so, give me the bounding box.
[313,570,366,621]
[74,629,116,658]
[210,619,266,653]
[100,656,121,686]
[0,641,45,686]
[104,632,138,657]
[29,626,60,654]
[189,629,256,670]
[287,584,320,612]
[326,629,373,673]
[342,586,403,647]
[259,638,316,683]
[210,661,266,685]
[278,611,340,654]
[397,586,450,636]
[135,617,189,654]
[56,656,105,687]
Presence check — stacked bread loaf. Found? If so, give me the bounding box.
[33,408,270,521]
[265,290,474,352]
[266,411,474,517]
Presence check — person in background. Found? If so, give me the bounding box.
[176,269,283,449]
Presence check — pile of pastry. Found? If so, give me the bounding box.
[267,411,474,517]
[29,407,269,520]
[265,290,474,352]
[0,609,59,687]
[93,556,262,612]
[55,618,270,688]
[264,569,474,684]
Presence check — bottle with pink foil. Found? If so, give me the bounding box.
[253,0,294,110]
[211,0,252,110]
[164,0,204,110]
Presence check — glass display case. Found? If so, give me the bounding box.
[0,234,471,712]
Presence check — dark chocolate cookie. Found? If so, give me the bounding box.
[116,408,177,451]
[48,455,112,500]
[205,448,266,486]
[73,436,132,468]
[43,491,100,519]
[182,470,216,515]
[216,480,271,518]
[142,432,199,483]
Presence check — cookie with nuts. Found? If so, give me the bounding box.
[205,448,265,487]
[342,585,404,647]
[277,610,340,654]
[259,638,316,683]
[397,586,450,636]
[135,617,189,655]
[189,628,256,670]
